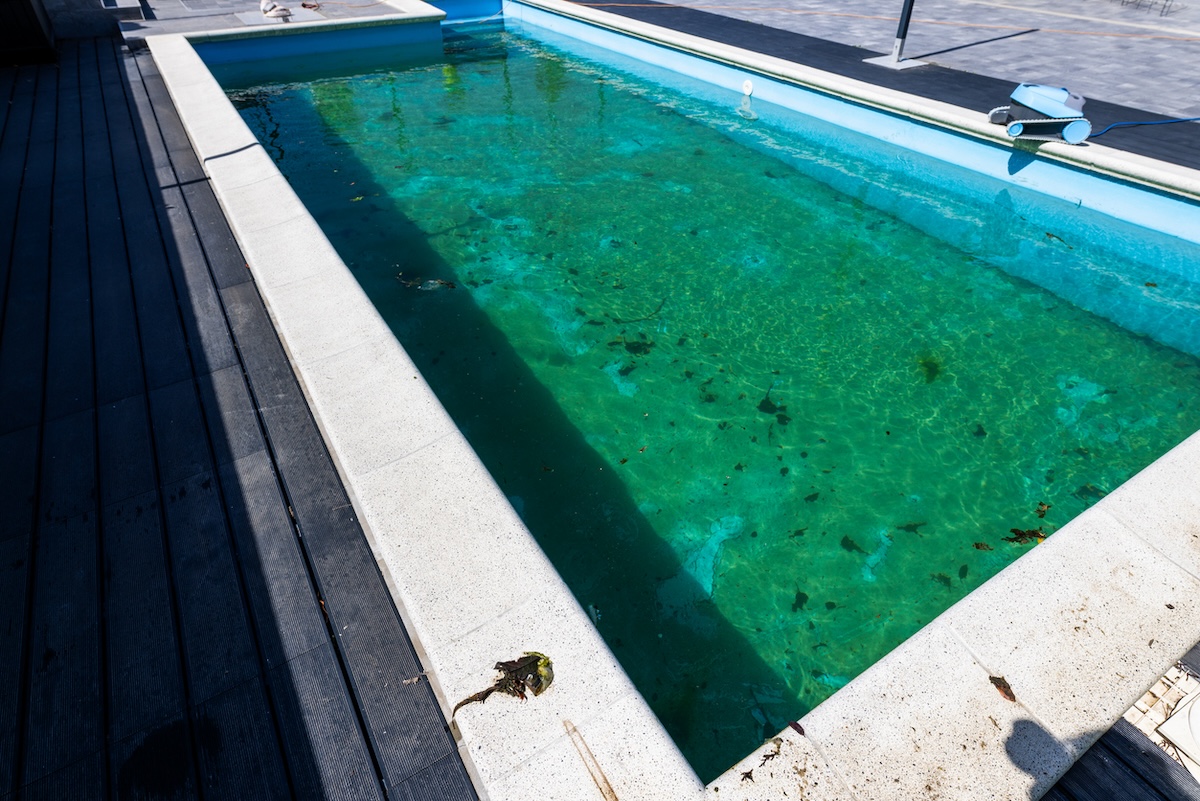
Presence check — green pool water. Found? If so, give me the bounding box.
[226,24,1200,778]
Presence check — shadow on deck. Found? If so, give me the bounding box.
[0,36,476,800]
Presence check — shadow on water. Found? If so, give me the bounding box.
[231,37,811,781]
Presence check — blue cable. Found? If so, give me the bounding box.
[1089,116,1200,137]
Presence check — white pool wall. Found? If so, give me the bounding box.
[149,4,1200,799]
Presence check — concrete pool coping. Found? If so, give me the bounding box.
[147,6,1200,800]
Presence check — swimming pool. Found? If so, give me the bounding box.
[212,15,1200,779]
[150,3,1200,796]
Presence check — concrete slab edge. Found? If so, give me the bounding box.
[146,29,705,801]
[512,0,1200,204]
[181,2,448,44]
[147,11,1200,801]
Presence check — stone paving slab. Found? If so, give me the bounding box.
[613,0,1200,117]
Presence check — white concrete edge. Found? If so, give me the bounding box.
[147,9,1200,801]
[721,432,1200,800]
[513,0,1200,204]
[189,13,445,41]
[165,0,446,43]
[146,28,705,801]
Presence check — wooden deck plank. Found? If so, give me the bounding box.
[180,181,256,291]
[266,644,386,801]
[43,43,94,425]
[110,715,201,800]
[136,60,207,186]
[0,67,16,134]
[1100,720,1200,801]
[197,365,268,468]
[219,280,463,791]
[96,354,186,755]
[149,379,219,487]
[0,426,39,796]
[0,67,36,326]
[23,409,103,787]
[1179,645,1200,678]
[97,393,156,508]
[217,449,330,667]
[0,62,56,436]
[0,58,48,801]
[157,466,294,794]
[18,751,105,801]
[159,464,264,702]
[125,52,241,378]
[390,753,479,801]
[1053,734,1173,801]
[192,681,291,801]
[132,54,252,292]
[7,27,481,801]
[101,489,188,742]
[98,38,193,393]
[18,46,105,793]
[0,426,38,545]
[217,450,385,801]
[122,52,176,194]
[162,181,244,376]
[133,46,408,800]
[78,38,145,409]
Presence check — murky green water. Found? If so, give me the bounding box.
[225,24,1200,779]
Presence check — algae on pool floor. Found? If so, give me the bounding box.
[229,26,1200,779]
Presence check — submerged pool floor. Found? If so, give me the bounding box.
[228,25,1200,779]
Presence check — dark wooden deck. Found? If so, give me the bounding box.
[0,36,477,800]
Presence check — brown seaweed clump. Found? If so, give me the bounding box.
[452,652,554,716]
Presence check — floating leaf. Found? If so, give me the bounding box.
[1004,528,1044,544]
[919,358,941,383]
[840,536,865,554]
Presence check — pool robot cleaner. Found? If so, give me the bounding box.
[990,84,1200,144]
[989,83,1092,144]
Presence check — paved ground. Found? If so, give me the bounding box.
[116,0,401,44]
[604,0,1200,117]
[49,0,1200,121]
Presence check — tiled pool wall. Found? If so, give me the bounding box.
[149,3,1200,799]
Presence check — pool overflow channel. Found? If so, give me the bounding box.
[154,2,1200,798]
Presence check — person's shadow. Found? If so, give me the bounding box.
[1007,716,1200,799]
